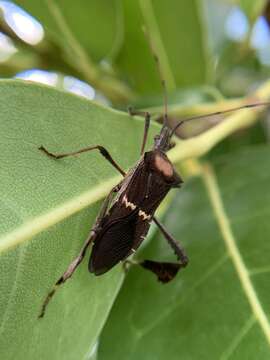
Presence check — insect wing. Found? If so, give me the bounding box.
[89,211,140,275]
[89,151,180,276]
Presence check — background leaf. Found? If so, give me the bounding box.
[98,145,270,359]
[14,0,123,62]
[12,0,213,100]
[0,80,157,360]
[116,0,212,94]
[239,0,267,22]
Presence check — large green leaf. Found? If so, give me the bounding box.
[98,145,270,359]
[14,0,123,62]
[116,0,212,94]
[0,80,158,360]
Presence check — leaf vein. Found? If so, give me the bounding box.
[202,163,270,345]
[220,315,256,360]
[0,245,26,335]
[249,266,270,277]
[133,253,229,338]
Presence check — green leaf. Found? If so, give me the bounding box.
[239,0,267,22]
[14,0,123,61]
[0,80,158,360]
[116,0,213,94]
[98,145,270,359]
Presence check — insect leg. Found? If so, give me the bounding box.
[39,144,125,176]
[153,217,188,265]
[139,217,188,283]
[128,108,151,155]
[38,230,95,318]
[39,184,121,318]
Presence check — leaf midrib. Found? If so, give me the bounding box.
[202,163,270,347]
[0,174,121,254]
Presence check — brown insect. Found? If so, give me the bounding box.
[38,33,270,318]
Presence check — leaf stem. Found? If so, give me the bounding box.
[148,97,243,117]
[168,79,270,165]
[45,0,134,103]
[139,0,176,91]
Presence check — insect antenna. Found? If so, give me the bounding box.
[170,101,270,138]
[143,26,168,127]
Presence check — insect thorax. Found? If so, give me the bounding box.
[107,150,182,223]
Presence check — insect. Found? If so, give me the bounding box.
[38,93,188,317]
[38,39,270,318]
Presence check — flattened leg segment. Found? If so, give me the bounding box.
[138,217,188,283]
[140,260,182,283]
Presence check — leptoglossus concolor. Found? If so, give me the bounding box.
[38,36,270,318]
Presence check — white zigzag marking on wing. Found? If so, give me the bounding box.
[122,195,136,210]
[138,210,151,221]
[122,195,151,220]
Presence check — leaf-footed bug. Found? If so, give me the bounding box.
[38,31,270,318]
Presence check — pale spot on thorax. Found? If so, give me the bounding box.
[154,154,173,177]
